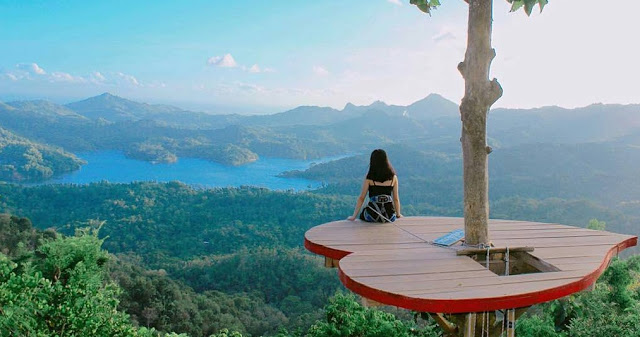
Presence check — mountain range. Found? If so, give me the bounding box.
[1,92,639,182]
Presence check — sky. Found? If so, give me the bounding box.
[1,0,639,114]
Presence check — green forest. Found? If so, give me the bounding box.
[1,180,640,336]
[2,91,640,337]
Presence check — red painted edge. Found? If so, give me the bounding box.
[304,235,351,260]
[304,227,637,313]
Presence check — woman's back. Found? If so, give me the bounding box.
[360,178,396,222]
[348,149,403,222]
[368,181,393,197]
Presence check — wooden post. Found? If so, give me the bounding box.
[463,313,477,337]
[324,257,338,268]
[430,313,457,336]
[360,297,383,307]
[506,309,516,337]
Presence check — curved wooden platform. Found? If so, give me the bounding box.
[305,217,637,313]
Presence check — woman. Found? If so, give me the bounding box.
[347,149,403,222]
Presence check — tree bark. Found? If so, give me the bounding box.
[458,0,503,246]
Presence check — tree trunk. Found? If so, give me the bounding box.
[458,0,503,246]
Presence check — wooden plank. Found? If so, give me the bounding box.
[550,262,604,271]
[340,256,478,270]
[488,231,615,240]
[376,270,588,294]
[347,246,448,256]
[531,245,612,259]
[542,255,604,264]
[419,277,584,299]
[313,237,424,245]
[328,242,429,252]
[356,269,497,285]
[345,261,489,278]
[491,236,628,247]
[341,251,458,263]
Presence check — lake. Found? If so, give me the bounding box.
[42,151,337,191]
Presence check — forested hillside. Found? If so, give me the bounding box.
[0,127,85,181]
[2,187,640,336]
[2,93,639,182]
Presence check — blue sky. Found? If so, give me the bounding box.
[1,0,639,114]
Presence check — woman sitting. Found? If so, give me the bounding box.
[347,149,403,222]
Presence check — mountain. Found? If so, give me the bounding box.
[243,106,346,126]
[65,92,183,121]
[406,93,460,120]
[275,109,429,154]
[489,103,640,146]
[7,100,87,119]
[341,100,405,117]
[240,94,458,128]
[66,92,243,129]
[3,92,640,179]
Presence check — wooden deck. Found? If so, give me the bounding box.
[304,217,637,313]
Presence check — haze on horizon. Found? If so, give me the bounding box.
[1,0,639,114]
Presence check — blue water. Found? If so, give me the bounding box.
[42,151,336,191]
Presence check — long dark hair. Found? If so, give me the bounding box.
[366,149,396,182]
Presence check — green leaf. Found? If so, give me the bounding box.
[538,0,549,12]
[410,0,439,15]
[417,4,432,14]
[509,0,525,12]
[524,0,537,16]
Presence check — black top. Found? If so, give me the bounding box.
[360,180,396,221]
[368,183,393,197]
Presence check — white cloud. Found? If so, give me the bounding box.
[313,65,329,76]
[387,0,402,5]
[248,64,261,73]
[246,64,276,74]
[117,72,141,86]
[432,29,457,43]
[207,54,274,74]
[16,62,46,75]
[91,71,106,82]
[50,71,85,83]
[238,82,265,92]
[207,53,238,68]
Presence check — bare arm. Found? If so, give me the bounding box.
[393,175,402,217]
[348,178,369,221]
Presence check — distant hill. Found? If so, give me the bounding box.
[0,126,85,182]
[406,93,460,120]
[489,103,640,146]
[243,106,347,126]
[7,100,87,119]
[240,93,458,127]
[341,100,404,118]
[65,92,183,121]
[2,92,640,181]
[66,92,243,129]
